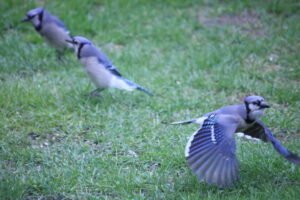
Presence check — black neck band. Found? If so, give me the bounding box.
[35,10,44,31]
[245,116,255,124]
[245,102,254,124]
[77,44,84,59]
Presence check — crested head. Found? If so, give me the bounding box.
[65,36,93,59]
[27,7,44,17]
[244,95,270,122]
[23,7,44,29]
[73,36,92,45]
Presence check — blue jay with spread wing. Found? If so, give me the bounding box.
[172,95,299,188]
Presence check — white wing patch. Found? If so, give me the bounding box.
[211,125,217,144]
[185,116,207,157]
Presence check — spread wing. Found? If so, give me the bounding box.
[244,120,300,165]
[185,114,239,188]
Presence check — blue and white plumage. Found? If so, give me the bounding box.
[22,7,73,57]
[172,95,300,188]
[66,36,152,96]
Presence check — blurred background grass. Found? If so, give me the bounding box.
[0,0,299,199]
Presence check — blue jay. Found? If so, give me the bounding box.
[66,36,152,96]
[22,7,72,59]
[172,95,299,188]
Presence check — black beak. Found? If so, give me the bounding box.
[65,39,74,44]
[21,17,30,22]
[260,102,270,109]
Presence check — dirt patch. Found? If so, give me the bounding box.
[198,10,266,37]
[28,126,69,148]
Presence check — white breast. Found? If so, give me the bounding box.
[80,57,112,89]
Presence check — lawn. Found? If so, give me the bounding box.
[0,0,299,199]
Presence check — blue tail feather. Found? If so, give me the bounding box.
[123,78,153,96]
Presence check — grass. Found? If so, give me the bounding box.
[0,0,299,199]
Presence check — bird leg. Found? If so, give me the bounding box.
[89,88,104,97]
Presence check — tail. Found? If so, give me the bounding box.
[136,85,153,96]
[123,78,153,96]
[171,117,207,125]
[264,127,300,165]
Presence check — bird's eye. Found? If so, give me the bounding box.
[252,101,260,106]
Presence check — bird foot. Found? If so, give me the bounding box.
[88,88,103,97]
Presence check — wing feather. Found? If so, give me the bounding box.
[247,121,300,165]
[185,114,239,187]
